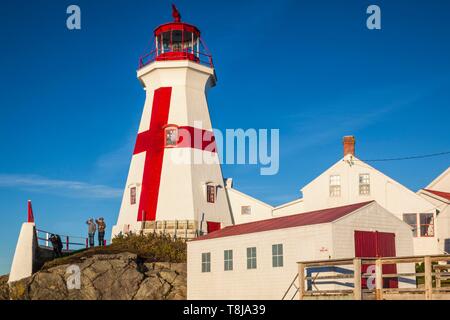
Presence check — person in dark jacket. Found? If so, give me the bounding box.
[50,234,63,258]
[86,218,96,247]
[95,217,106,246]
[56,234,63,255]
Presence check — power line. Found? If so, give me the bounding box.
[359,150,450,162]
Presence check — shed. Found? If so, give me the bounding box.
[187,201,414,299]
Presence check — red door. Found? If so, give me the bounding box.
[354,231,398,289]
[207,221,221,234]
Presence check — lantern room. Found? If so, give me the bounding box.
[139,5,213,69]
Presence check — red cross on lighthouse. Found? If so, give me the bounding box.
[133,87,172,222]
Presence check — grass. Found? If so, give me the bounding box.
[42,233,187,270]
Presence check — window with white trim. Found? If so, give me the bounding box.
[420,213,434,237]
[164,127,178,147]
[329,175,341,197]
[241,206,251,215]
[247,247,257,269]
[272,244,283,267]
[224,250,233,271]
[359,174,370,195]
[201,252,211,273]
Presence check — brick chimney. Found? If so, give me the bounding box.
[343,136,355,157]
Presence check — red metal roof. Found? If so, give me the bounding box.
[193,201,374,241]
[424,189,450,201]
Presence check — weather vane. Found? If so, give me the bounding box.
[172,4,181,22]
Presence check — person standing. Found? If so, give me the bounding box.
[96,217,106,246]
[50,234,63,258]
[86,218,96,247]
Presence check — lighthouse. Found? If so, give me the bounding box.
[112,6,233,239]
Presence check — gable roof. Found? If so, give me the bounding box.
[426,167,450,190]
[193,201,374,241]
[423,189,450,202]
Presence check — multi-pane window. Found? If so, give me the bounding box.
[402,213,435,237]
[241,206,252,215]
[201,252,211,273]
[130,187,137,205]
[329,175,341,197]
[164,127,178,147]
[272,244,284,268]
[247,247,257,269]
[420,213,435,237]
[359,174,370,195]
[403,214,418,237]
[207,185,215,203]
[224,250,233,271]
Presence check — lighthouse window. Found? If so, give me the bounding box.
[165,127,178,147]
[172,30,182,51]
[207,185,216,203]
[130,187,137,205]
[162,32,171,53]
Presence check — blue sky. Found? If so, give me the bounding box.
[0,0,449,274]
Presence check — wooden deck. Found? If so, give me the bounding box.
[295,255,450,300]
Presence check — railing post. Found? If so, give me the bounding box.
[435,267,441,289]
[353,258,362,300]
[424,256,433,300]
[375,259,383,300]
[45,232,49,247]
[298,263,305,300]
[66,236,69,251]
[85,238,88,248]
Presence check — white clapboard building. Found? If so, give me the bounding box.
[226,137,442,256]
[187,201,414,300]
[418,167,450,254]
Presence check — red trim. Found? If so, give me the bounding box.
[156,52,200,63]
[423,189,450,201]
[134,87,172,221]
[154,22,200,36]
[27,200,34,223]
[207,221,221,233]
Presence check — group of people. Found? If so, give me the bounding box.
[86,217,106,247]
[48,218,107,258]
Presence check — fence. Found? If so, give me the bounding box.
[294,255,450,300]
[36,229,89,251]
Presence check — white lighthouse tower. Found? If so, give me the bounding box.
[112,6,233,239]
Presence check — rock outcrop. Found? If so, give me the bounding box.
[2,252,186,300]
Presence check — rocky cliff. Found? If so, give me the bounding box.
[1,252,186,300]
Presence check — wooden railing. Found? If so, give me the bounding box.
[296,255,450,300]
